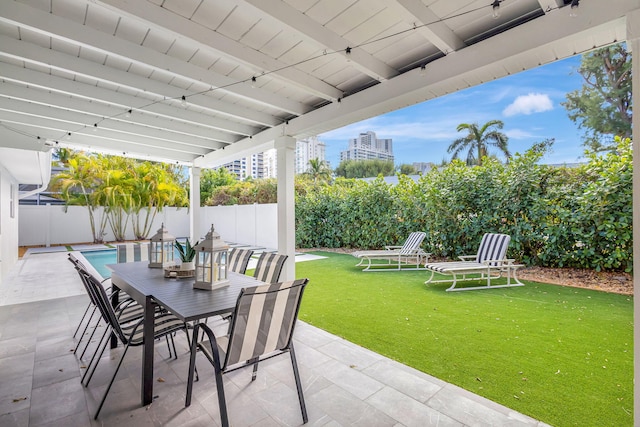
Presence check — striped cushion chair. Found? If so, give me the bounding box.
[116,242,149,263]
[227,248,254,274]
[253,252,288,283]
[424,233,524,291]
[185,279,309,427]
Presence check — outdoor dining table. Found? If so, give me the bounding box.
[107,261,265,406]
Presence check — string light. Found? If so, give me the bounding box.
[491,0,501,19]
[3,0,575,146]
[345,47,352,62]
[569,0,579,17]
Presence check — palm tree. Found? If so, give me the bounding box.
[448,120,511,166]
[131,162,187,240]
[96,157,136,242]
[52,153,109,243]
[305,158,332,183]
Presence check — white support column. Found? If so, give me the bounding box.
[189,166,201,242]
[275,135,296,281]
[45,202,51,247]
[627,9,640,427]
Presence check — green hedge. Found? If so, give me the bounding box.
[295,137,632,272]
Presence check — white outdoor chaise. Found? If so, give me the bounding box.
[424,233,524,291]
[352,231,430,271]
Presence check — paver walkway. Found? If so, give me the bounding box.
[0,249,549,426]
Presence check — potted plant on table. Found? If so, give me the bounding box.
[175,238,199,271]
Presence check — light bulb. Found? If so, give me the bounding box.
[181,95,187,107]
[492,0,500,19]
[569,0,579,17]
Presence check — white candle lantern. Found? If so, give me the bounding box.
[148,223,176,268]
[194,225,230,290]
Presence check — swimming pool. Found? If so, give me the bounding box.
[81,246,183,279]
[81,249,116,279]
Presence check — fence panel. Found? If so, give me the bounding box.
[18,204,277,249]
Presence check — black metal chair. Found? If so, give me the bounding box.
[186,278,310,427]
[68,254,132,358]
[80,271,189,419]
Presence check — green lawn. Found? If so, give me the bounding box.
[295,252,633,427]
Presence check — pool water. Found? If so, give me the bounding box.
[81,249,116,279]
[81,247,184,279]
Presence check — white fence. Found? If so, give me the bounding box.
[19,204,278,249]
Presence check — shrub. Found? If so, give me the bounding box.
[295,137,633,272]
[200,138,633,272]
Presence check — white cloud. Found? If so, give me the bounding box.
[319,116,461,142]
[505,129,534,139]
[503,93,553,117]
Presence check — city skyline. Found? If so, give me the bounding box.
[319,54,587,168]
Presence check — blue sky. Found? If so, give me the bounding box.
[319,55,586,168]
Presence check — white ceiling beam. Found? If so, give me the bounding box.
[0,107,211,156]
[196,133,277,168]
[243,0,398,81]
[395,0,466,53]
[200,1,636,166]
[0,127,49,151]
[0,36,280,128]
[0,1,307,117]
[93,0,343,101]
[0,82,235,146]
[0,121,200,163]
[0,92,224,151]
[0,63,257,137]
[537,0,564,14]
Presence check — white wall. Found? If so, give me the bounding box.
[18,204,278,250]
[0,165,19,284]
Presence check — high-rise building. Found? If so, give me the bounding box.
[340,131,393,162]
[295,136,327,174]
[262,137,328,178]
[219,153,264,180]
[218,136,327,180]
[263,149,277,178]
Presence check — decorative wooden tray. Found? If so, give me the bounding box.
[164,266,195,279]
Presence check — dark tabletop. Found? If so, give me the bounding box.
[108,262,263,322]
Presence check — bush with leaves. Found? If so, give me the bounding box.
[295,138,633,272]
[539,137,632,271]
[205,178,277,206]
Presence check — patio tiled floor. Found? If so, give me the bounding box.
[0,250,550,426]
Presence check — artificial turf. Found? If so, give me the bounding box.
[295,251,633,427]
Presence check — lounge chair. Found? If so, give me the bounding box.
[352,231,430,271]
[424,233,524,291]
